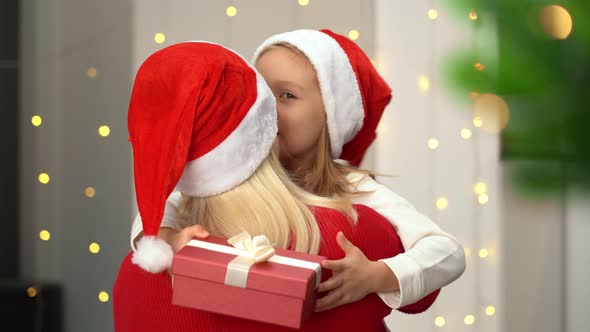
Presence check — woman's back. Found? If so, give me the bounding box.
[113,205,436,331]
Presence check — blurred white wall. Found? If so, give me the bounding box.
[375,1,501,331]
[502,162,590,332]
[502,162,564,332]
[565,186,590,332]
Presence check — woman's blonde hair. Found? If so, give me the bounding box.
[177,153,357,254]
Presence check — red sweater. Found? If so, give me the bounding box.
[113,205,439,331]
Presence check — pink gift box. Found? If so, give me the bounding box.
[171,236,325,329]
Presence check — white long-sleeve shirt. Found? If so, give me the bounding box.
[130,172,465,309]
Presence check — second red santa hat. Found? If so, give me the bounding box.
[252,29,392,167]
[128,42,277,273]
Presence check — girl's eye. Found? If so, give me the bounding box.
[280,92,296,99]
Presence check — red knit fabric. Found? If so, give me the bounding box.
[113,205,439,331]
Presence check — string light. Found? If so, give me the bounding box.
[469,4,495,329]
[464,314,476,325]
[418,75,430,92]
[478,193,489,205]
[154,33,166,44]
[31,115,42,127]
[465,247,472,256]
[436,197,449,210]
[89,242,101,254]
[39,230,51,241]
[486,305,496,316]
[461,128,473,139]
[85,187,96,198]
[226,6,237,17]
[348,30,360,41]
[87,67,97,79]
[38,173,50,184]
[472,93,510,133]
[27,287,38,298]
[426,2,447,322]
[428,138,439,150]
[473,181,487,195]
[298,0,310,7]
[539,5,573,40]
[473,116,483,128]
[434,316,446,327]
[428,9,438,20]
[98,125,110,137]
[98,291,110,302]
[479,248,489,258]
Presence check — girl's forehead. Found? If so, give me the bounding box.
[256,46,317,82]
[258,46,312,69]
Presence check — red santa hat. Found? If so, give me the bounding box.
[252,29,392,167]
[128,42,277,273]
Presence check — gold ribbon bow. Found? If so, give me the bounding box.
[225,231,276,287]
[227,231,276,263]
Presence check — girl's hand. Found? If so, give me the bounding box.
[315,232,399,312]
[158,225,210,253]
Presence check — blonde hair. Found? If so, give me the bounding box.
[177,153,357,254]
[291,125,372,197]
[260,43,374,198]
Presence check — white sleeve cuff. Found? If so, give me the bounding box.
[377,254,423,309]
[129,214,179,251]
[130,213,143,251]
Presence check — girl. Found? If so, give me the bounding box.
[114,41,433,332]
[130,29,465,312]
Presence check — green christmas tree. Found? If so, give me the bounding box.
[442,0,590,197]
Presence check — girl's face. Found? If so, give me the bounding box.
[256,46,326,171]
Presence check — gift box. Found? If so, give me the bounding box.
[171,232,325,329]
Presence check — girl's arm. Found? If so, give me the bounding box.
[350,174,466,308]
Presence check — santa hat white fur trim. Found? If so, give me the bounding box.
[131,236,174,273]
[252,30,364,159]
[176,69,278,197]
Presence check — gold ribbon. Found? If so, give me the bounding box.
[225,231,276,288]
[227,231,276,263]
